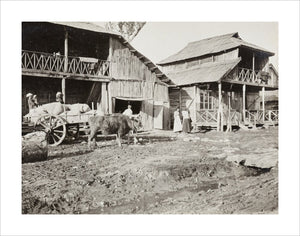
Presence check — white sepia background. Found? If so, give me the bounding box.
[0,1,299,235]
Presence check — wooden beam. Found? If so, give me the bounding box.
[150,67,157,71]
[108,36,113,76]
[243,84,246,122]
[63,30,68,103]
[108,82,112,114]
[61,78,66,103]
[179,87,182,111]
[193,85,197,124]
[252,52,255,81]
[144,61,152,65]
[101,82,108,114]
[262,86,265,122]
[217,82,222,131]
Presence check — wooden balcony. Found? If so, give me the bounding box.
[226,67,275,87]
[22,50,111,80]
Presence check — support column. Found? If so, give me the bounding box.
[252,52,255,81]
[242,84,246,122]
[63,30,68,103]
[108,82,112,114]
[101,83,108,114]
[108,36,113,77]
[193,86,197,123]
[262,86,265,122]
[217,82,222,131]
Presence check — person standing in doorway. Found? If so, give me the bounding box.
[56,92,64,104]
[123,104,133,117]
[173,107,182,133]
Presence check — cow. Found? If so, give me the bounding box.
[88,114,142,148]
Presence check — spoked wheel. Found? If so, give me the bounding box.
[35,114,67,146]
[67,124,80,139]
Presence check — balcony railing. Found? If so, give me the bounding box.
[233,67,271,86]
[22,50,111,77]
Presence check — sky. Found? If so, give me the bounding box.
[126,22,278,70]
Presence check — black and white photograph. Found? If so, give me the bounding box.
[1,1,299,236]
[21,21,279,215]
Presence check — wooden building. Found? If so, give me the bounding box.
[158,32,278,130]
[22,22,170,130]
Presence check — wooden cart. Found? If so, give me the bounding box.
[23,112,95,146]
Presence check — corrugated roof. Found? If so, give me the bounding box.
[166,58,241,86]
[158,32,274,65]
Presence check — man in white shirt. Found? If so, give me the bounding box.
[123,105,133,117]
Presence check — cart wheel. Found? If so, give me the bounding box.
[35,114,66,146]
[67,124,80,138]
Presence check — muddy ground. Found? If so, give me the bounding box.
[22,127,278,214]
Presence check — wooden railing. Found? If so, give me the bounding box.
[196,109,218,126]
[196,109,241,126]
[237,67,270,85]
[196,109,278,127]
[265,110,279,124]
[223,110,241,125]
[245,110,278,125]
[22,50,111,77]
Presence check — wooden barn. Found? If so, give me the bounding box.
[22,22,170,130]
[157,32,279,130]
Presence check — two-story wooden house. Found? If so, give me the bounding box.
[22,22,170,130]
[157,32,278,130]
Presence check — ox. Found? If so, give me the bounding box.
[88,114,142,148]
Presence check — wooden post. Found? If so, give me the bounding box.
[63,30,68,103]
[252,52,255,81]
[108,82,112,114]
[179,87,182,111]
[108,36,113,77]
[217,82,222,131]
[226,92,232,132]
[101,82,107,114]
[262,86,265,122]
[193,86,197,124]
[242,84,246,123]
[61,78,66,103]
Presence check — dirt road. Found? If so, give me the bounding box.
[22,127,278,214]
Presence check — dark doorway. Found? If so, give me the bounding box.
[114,98,142,114]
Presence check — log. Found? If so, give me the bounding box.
[22,132,48,163]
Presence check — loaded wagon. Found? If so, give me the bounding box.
[22,103,98,146]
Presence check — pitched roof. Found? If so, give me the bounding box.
[158,32,274,65]
[52,22,121,36]
[50,22,169,85]
[166,58,241,86]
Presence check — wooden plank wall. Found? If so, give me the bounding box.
[161,49,239,73]
[110,38,157,82]
[109,37,170,130]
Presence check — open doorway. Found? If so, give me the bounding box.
[114,98,142,114]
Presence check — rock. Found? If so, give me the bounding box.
[22,132,48,163]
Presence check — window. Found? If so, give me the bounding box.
[199,90,214,110]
